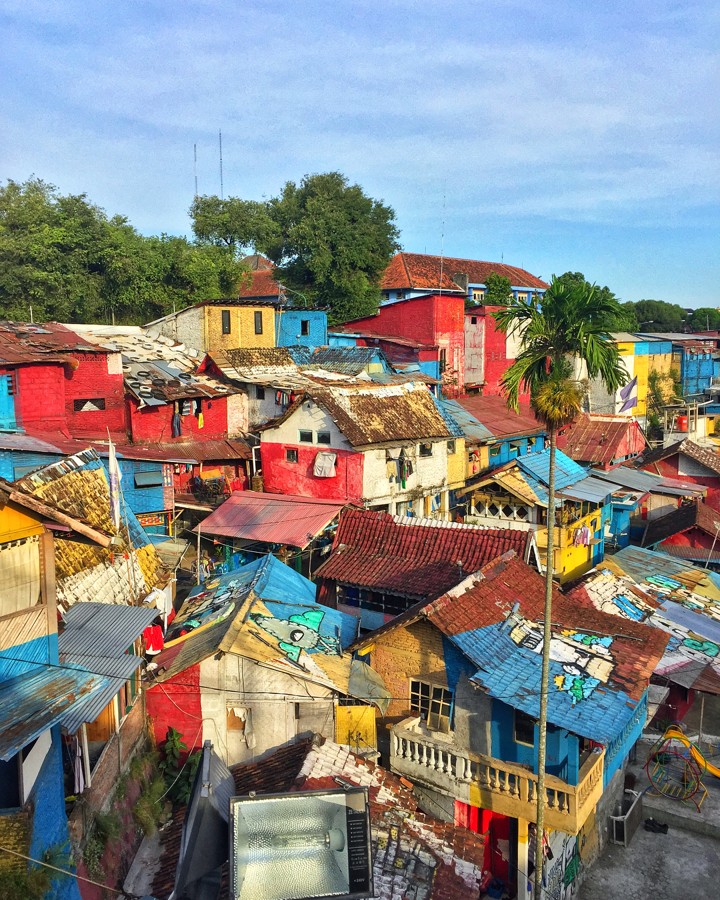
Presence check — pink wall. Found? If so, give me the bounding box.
[260,442,364,503]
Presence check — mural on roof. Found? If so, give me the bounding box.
[509,615,615,704]
[166,575,244,642]
[249,607,342,662]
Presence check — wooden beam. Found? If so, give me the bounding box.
[7,489,112,548]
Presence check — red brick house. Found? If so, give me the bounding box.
[0,321,126,440]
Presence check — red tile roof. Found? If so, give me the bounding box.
[239,268,282,299]
[454,394,544,439]
[381,252,549,292]
[313,508,533,600]
[637,439,720,477]
[558,414,645,467]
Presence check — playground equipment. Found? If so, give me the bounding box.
[645,724,720,811]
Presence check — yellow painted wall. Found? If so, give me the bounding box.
[204,305,276,350]
[0,503,44,543]
[447,437,466,487]
[536,508,602,584]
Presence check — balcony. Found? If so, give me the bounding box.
[390,718,604,834]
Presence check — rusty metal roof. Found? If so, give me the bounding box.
[0,321,103,364]
[120,438,252,462]
[196,490,344,548]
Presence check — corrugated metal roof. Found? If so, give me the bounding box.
[439,399,493,443]
[610,546,720,601]
[453,395,544,439]
[196,491,344,548]
[516,448,587,489]
[557,475,613,504]
[120,439,252,462]
[591,466,705,497]
[559,414,645,467]
[0,321,103,365]
[0,433,63,453]
[0,666,104,760]
[59,655,144,733]
[59,602,158,656]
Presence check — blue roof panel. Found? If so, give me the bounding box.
[517,448,588,490]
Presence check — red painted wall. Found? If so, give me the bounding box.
[473,306,529,403]
[13,364,68,435]
[129,395,229,443]
[10,355,126,439]
[659,528,714,552]
[145,665,204,753]
[343,294,466,398]
[640,457,720,511]
[260,441,364,503]
[63,354,126,439]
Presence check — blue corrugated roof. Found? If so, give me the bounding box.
[430,396,465,438]
[517,448,587,488]
[0,666,112,760]
[453,624,637,744]
[438,399,493,443]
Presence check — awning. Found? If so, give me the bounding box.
[348,659,391,714]
[195,491,344,549]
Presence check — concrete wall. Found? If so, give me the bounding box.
[128,393,230,442]
[198,654,336,766]
[361,440,450,507]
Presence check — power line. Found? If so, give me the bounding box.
[0,845,136,897]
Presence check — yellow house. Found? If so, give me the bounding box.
[146,299,278,354]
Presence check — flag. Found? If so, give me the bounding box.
[619,376,638,401]
[108,437,122,531]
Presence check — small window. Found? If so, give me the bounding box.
[514,710,535,746]
[447,440,456,455]
[490,444,501,458]
[221,309,231,334]
[286,448,298,463]
[471,316,477,325]
[73,398,106,412]
[300,320,310,336]
[254,310,263,334]
[255,386,266,400]
[317,431,331,445]
[299,430,313,443]
[410,679,452,733]
[419,442,433,458]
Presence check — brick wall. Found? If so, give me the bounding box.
[371,619,447,719]
[15,364,68,433]
[64,354,126,439]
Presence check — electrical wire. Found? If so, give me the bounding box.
[0,845,139,897]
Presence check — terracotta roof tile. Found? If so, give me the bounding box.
[637,438,720,477]
[381,252,549,292]
[315,508,532,600]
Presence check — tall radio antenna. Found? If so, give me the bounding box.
[438,185,446,298]
[193,143,198,199]
[219,129,224,199]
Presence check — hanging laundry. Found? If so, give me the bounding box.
[197,412,204,429]
[171,412,182,437]
[313,451,337,478]
[194,399,202,415]
[180,399,192,416]
[386,459,396,480]
[143,624,164,655]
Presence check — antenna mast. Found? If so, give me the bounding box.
[193,143,198,199]
[219,129,224,199]
[438,186,446,298]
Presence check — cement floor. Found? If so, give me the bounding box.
[578,822,720,900]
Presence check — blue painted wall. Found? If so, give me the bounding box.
[490,699,581,784]
[0,633,57,681]
[603,692,647,786]
[609,504,634,549]
[327,332,360,347]
[681,350,716,396]
[486,435,545,471]
[27,726,82,900]
[276,310,327,349]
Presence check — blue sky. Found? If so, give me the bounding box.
[2,1,719,305]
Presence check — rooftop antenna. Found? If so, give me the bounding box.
[219,129,224,200]
[193,143,198,199]
[438,185,446,298]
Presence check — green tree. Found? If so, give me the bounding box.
[482,271,513,306]
[191,172,401,323]
[555,272,636,330]
[687,307,720,332]
[493,278,626,898]
[631,298,686,332]
[0,178,246,324]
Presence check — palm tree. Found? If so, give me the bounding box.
[494,278,627,897]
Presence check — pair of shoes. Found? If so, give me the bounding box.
[644,818,669,834]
